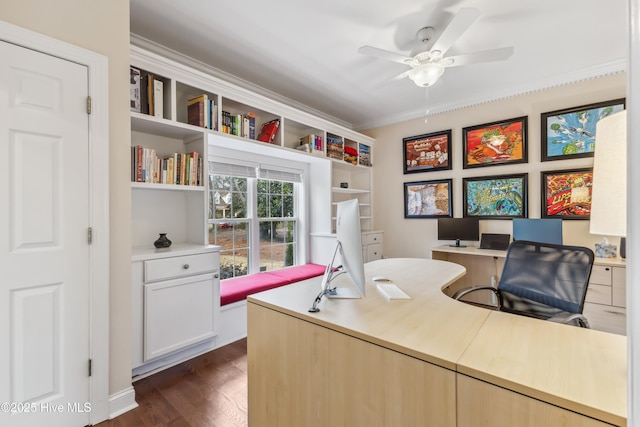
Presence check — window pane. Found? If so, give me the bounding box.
[270,180,282,193]
[283,181,293,194]
[220,248,249,280]
[282,195,293,217]
[271,194,282,218]
[259,220,295,271]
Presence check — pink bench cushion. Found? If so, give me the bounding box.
[265,263,327,282]
[220,264,326,306]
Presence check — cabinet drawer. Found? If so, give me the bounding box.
[589,265,612,286]
[583,302,626,335]
[366,243,383,261]
[145,252,219,283]
[362,233,383,245]
[585,283,611,305]
[612,266,626,308]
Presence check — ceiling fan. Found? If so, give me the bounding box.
[358,8,514,88]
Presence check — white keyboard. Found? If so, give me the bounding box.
[376,283,411,300]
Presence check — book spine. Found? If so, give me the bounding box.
[130,67,141,113]
[153,79,163,118]
[147,74,154,116]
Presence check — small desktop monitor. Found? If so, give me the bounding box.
[437,217,480,247]
[309,199,365,312]
[512,218,563,245]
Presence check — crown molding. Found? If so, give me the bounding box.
[130,33,353,129]
[354,58,627,131]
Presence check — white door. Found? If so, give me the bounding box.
[0,41,91,426]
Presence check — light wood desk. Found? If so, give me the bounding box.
[248,258,626,426]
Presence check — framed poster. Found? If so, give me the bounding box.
[541,98,625,161]
[403,179,452,218]
[462,116,528,169]
[463,174,527,219]
[541,168,593,219]
[403,130,452,174]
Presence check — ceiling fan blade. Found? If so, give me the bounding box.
[430,7,481,57]
[358,45,418,66]
[390,69,412,81]
[442,46,514,67]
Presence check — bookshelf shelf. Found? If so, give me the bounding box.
[131,182,205,192]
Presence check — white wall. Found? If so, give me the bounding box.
[364,73,626,258]
[0,1,133,397]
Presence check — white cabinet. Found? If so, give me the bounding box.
[583,260,626,335]
[132,245,220,375]
[362,231,383,262]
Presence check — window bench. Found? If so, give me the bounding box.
[220,263,327,305]
[217,264,326,346]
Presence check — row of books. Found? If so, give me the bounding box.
[131,146,203,186]
[130,67,164,117]
[187,94,217,130]
[221,111,256,138]
[297,134,323,153]
[326,135,344,160]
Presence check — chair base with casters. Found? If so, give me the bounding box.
[452,240,595,328]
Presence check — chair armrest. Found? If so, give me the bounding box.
[452,286,500,308]
[547,313,591,328]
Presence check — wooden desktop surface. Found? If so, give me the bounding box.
[248,258,627,426]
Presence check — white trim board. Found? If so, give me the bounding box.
[0,20,111,425]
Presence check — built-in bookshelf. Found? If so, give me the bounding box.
[129,43,378,375]
[130,45,375,240]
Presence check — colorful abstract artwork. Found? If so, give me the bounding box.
[541,169,593,219]
[463,174,527,219]
[541,99,625,161]
[403,179,452,218]
[463,117,528,168]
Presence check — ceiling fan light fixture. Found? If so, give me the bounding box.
[409,62,445,87]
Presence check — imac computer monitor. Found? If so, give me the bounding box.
[437,217,480,247]
[319,199,366,300]
[512,218,563,245]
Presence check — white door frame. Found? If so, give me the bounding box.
[0,20,110,424]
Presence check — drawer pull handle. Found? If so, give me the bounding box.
[183,264,190,270]
[604,310,625,315]
[214,274,219,279]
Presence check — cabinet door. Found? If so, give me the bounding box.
[144,274,215,361]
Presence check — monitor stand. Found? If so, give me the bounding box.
[449,239,466,248]
[327,287,362,299]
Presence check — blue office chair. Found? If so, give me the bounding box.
[453,240,595,328]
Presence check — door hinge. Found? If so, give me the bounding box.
[87,96,91,114]
[87,227,93,244]
[88,359,92,377]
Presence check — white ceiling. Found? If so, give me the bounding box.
[130,0,627,130]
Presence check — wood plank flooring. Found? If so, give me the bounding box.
[97,339,247,427]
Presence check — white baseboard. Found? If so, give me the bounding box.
[109,386,138,419]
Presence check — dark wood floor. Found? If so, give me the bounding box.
[97,339,248,427]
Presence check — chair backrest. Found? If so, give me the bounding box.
[497,240,594,319]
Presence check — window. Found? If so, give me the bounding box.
[258,179,296,271]
[209,161,301,279]
[209,174,250,279]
